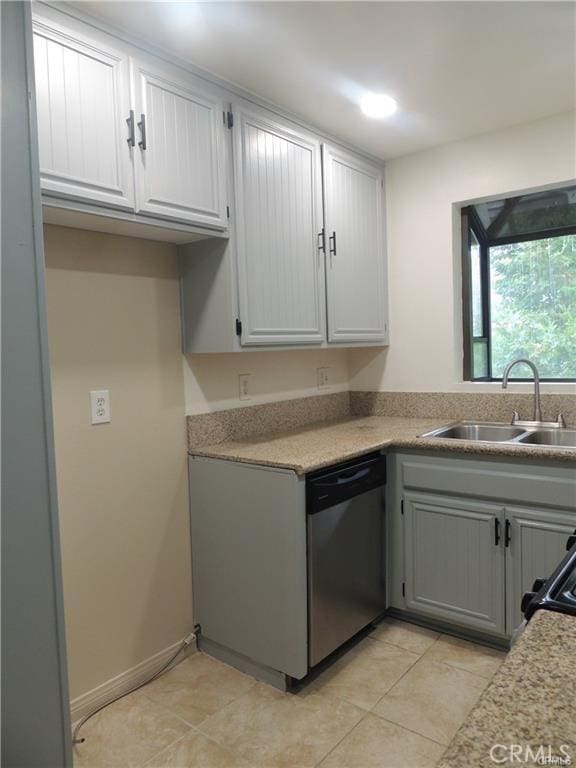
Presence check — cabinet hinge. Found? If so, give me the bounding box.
[235,318,242,336]
[226,205,230,219]
[226,111,234,129]
[402,583,406,597]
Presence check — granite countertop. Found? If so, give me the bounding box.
[189,415,576,474]
[440,610,576,767]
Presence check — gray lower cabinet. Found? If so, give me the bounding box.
[188,456,309,682]
[404,493,506,635]
[506,506,576,630]
[395,453,576,639]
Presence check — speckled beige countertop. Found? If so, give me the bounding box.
[440,610,576,767]
[189,416,576,474]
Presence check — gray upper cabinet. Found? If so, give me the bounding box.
[506,505,576,630]
[404,492,506,635]
[323,144,388,344]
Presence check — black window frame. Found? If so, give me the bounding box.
[461,205,576,383]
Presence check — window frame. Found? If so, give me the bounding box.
[461,206,576,383]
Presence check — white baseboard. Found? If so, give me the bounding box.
[70,639,196,724]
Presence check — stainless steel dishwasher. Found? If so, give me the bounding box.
[307,452,387,667]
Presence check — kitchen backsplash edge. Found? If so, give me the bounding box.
[350,391,576,425]
[187,390,576,449]
[187,391,351,449]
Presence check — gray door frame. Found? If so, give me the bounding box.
[1,2,73,765]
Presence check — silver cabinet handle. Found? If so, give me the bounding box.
[126,110,135,147]
[137,113,147,150]
[317,228,326,254]
[329,231,337,256]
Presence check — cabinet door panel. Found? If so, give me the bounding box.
[133,63,227,228]
[404,493,506,635]
[323,145,387,343]
[33,20,134,209]
[506,506,576,631]
[233,104,325,345]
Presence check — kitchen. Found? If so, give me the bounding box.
[2,1,576,767]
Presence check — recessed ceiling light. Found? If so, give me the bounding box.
[360,93,398,119]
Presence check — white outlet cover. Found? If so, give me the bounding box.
[317,367,330,389]
[239,373,251,401]
[90,390,111,424]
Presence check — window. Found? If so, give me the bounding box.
[462,185,576,381]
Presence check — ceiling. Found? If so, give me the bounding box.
[64,1,576,160]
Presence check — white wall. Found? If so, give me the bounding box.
[184,348,349,414]
[349,111,576,395]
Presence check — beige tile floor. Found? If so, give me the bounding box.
[73,620,506,768]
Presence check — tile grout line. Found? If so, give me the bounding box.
[421,634,506,681]
[140,729,196,768]
[92,632,503,768]
[309,637,430,766]
[313,712,372,768]
[365,633,503,713]
[368,710,456,749]
[132,656,260,766]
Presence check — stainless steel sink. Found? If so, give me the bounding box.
[420,422,526,442]
[516,429,576,448]
[419,421,576,449]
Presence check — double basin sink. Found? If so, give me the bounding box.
[420,421,576,449]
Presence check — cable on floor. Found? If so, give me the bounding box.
[72,628,199,746]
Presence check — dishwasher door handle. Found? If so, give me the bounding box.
[315,467,371,487]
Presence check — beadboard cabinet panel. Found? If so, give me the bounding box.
[132,60,228,228]
[404,492,506,635]
[33,19,134,210]
[233,103,325,345]
[323,145,387,343]
[394,453,576,640]
[506,506,576,630]
[33,7,391,351]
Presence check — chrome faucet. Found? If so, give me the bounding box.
[502,358,542,422]
[501,358,565,427]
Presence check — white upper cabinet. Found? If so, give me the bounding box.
[131,60,228,229]
[33,8,389,350]
[33,19,135,210]
[323,144,387,343]
[233,102,325,345]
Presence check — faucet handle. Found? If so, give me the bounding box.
[556,413,567,428]
[511,410,520,425]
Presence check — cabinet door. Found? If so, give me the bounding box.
[233,103,325,345]
[404,493,506,635]
[506,506,576,631]
[132,61,228,229]
[33,19,134,210]
[323,145,387,343]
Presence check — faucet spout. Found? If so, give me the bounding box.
[502,358,542,423]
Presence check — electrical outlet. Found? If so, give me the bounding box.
[317,367,330,389]
[239,373,251,401]
[90,390,111,424]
